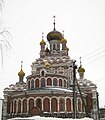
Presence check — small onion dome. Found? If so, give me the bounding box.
[61,37,67,43]
[78,65,85,73]
[45,60,51,68]
[40,39,46,45]
[18,69,25,77]
[47,30,63,41]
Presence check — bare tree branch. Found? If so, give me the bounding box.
[0,28,12,69]
[0,0,4,11]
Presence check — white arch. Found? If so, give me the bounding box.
[43,96,50,100]
[77,97,82,112]
[53,77,58,86]
[46,77,52,87]
[35,97,43,101]
[28,97,35,101]
[12,98,18,113]
[65,97,73,112]
[35,77,40,88]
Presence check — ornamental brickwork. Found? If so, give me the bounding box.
[3,21,99,120]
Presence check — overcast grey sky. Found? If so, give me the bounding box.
[0,0,105,107]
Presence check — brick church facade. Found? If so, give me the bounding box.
[3,19,99,120]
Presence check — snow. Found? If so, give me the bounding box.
[48,87,73,92]
[8,116,93,120]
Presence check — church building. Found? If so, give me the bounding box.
[3,18,99,120]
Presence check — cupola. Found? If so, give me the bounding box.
[47,30,63,41]
[40,39,46,45]
[78,57,85,79]
[18,61,25,83]
[40,33,46,45]
[47,16,63,41]
[44,60,51,68]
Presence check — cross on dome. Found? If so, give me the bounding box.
[62,30,64,37]
[21,61,23,69]
[80,57,82,67]
[53,15,56,30]
[42,32,44,39]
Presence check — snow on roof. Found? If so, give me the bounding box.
[8,116,93,120]
[48,87,73,92]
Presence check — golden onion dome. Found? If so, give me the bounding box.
[40,39,46,45]
[47,30,63,41]
[18,69,25,77]
[61,37,67,43]
[78,65,85,73]
[45,60,51,68]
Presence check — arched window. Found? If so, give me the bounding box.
[53,78,57,86]
[23,99,27,113]
[29,98,34,112]
[31,79,34,89]
[36,98,42,111]
[64,80,66,87]
[59,98,65,111]
[14,100,16,113]
[66,98,71,112]
[18,100,21,113]
[35,79,39,88]
[51,98,58,112]
[78,98,82,112]
[41,71,44,76]
[82,102,85,112]
[47,78,52,86]
[53,44,56,50]
[59,79,62,87]
[28,81,30,89]
[41,78,45,87]
[11,101,13,113]
[57,44,60,51]
[43,98,50,112]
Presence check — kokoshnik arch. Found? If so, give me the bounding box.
[3,17,99,120]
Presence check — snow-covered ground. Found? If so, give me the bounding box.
[8,116,93,120]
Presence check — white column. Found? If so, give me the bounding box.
[34,99,36,106]
[52,79,53,87]
[71,97,73,112]
[58,98,59,112]
[65,98,66,112]
[42,99,43,111]
[50,99,51,112]
[27,100,29,113]
[16,100,18,113]
[21,101,23,113]
[10,100,12,114]
[12,101,14,113]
